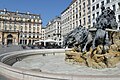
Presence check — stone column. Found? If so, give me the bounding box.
[4,38,7,45]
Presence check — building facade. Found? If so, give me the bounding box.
[45,16,61,45]
[61,0,92,41]
[0,9,42,45]
[91,0,120,30]
[41,27,45,40]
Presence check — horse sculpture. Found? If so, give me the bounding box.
[63,6,118,54]
[92,6,118,53]
[63,25,92,52]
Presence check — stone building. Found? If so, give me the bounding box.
[0,9,42,45]
[41,27,45,40]
[91,0,120,30]
[45,16,61,45]
[61,0,92,41]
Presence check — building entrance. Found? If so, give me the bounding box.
[7,34,13,45]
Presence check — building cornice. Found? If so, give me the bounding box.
[0,9,40,17]
[61,0,77,14]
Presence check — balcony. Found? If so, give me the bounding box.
[1,30,19,33]
[0,18,41,24]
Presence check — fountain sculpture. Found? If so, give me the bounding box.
[64,6,120,69]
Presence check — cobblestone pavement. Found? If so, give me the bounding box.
[0,45,39,54]
[0,75,8,80]
[0,45,33,80]
[13,54,120,75]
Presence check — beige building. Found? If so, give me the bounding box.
[0,9,42,45]
[45,16,61,45]
[41,27,45,40]
[61,0,92,41]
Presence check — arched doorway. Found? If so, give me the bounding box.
[7,34,13,45]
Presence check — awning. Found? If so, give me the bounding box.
[44,39,57,43]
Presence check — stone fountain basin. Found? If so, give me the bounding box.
[0,49,120,80]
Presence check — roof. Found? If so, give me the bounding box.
[0,9,40,16]
[61,0,77,14]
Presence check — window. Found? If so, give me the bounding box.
[83,18,86,25]
[79,20,81,25]
[93,22,95,27]
[33,27,35,32]
[88,25,90,28]
[76,2,78,5]
[97,12,99,17]
[20,40,22,44]
[48,35,50,37]
[79,0,81,3]
[92,6,95,11]
[83,9,85,13]
[96,4,99,9]
[25,40,27,44]
[88,0,90,5]
[106,0,110,4]
[88,7,90,14]
[73,10,75,13]
[76,14,78,19]
[118,15,120,22]
[73,22,75,28]
[37,35,39,38]
[73,15,75,19]
[25,34,27,38]
[14,26,16,31]
[113,5,116,11]
[25,26,27,30]
[83,10,85,16]
[9,25,12,30]
[101,1,104,6]
[33,34,35,38]
[79,12,81,18]
[29,24,31,28]
[79,5,81,10]
[93,14,95,19]
[88,16,91,23]
[76,8,78,13]
[4,25,7,30]
[83,2,85,8]
[76,21,78,26]
[118,2,120,9]
[21,26,23,31]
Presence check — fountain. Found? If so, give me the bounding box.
[64,6,120,69]
[0,5,120,80]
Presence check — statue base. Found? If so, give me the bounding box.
[65,47,120,69]
[65,32,120,69]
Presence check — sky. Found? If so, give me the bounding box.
[0,0,72,27]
